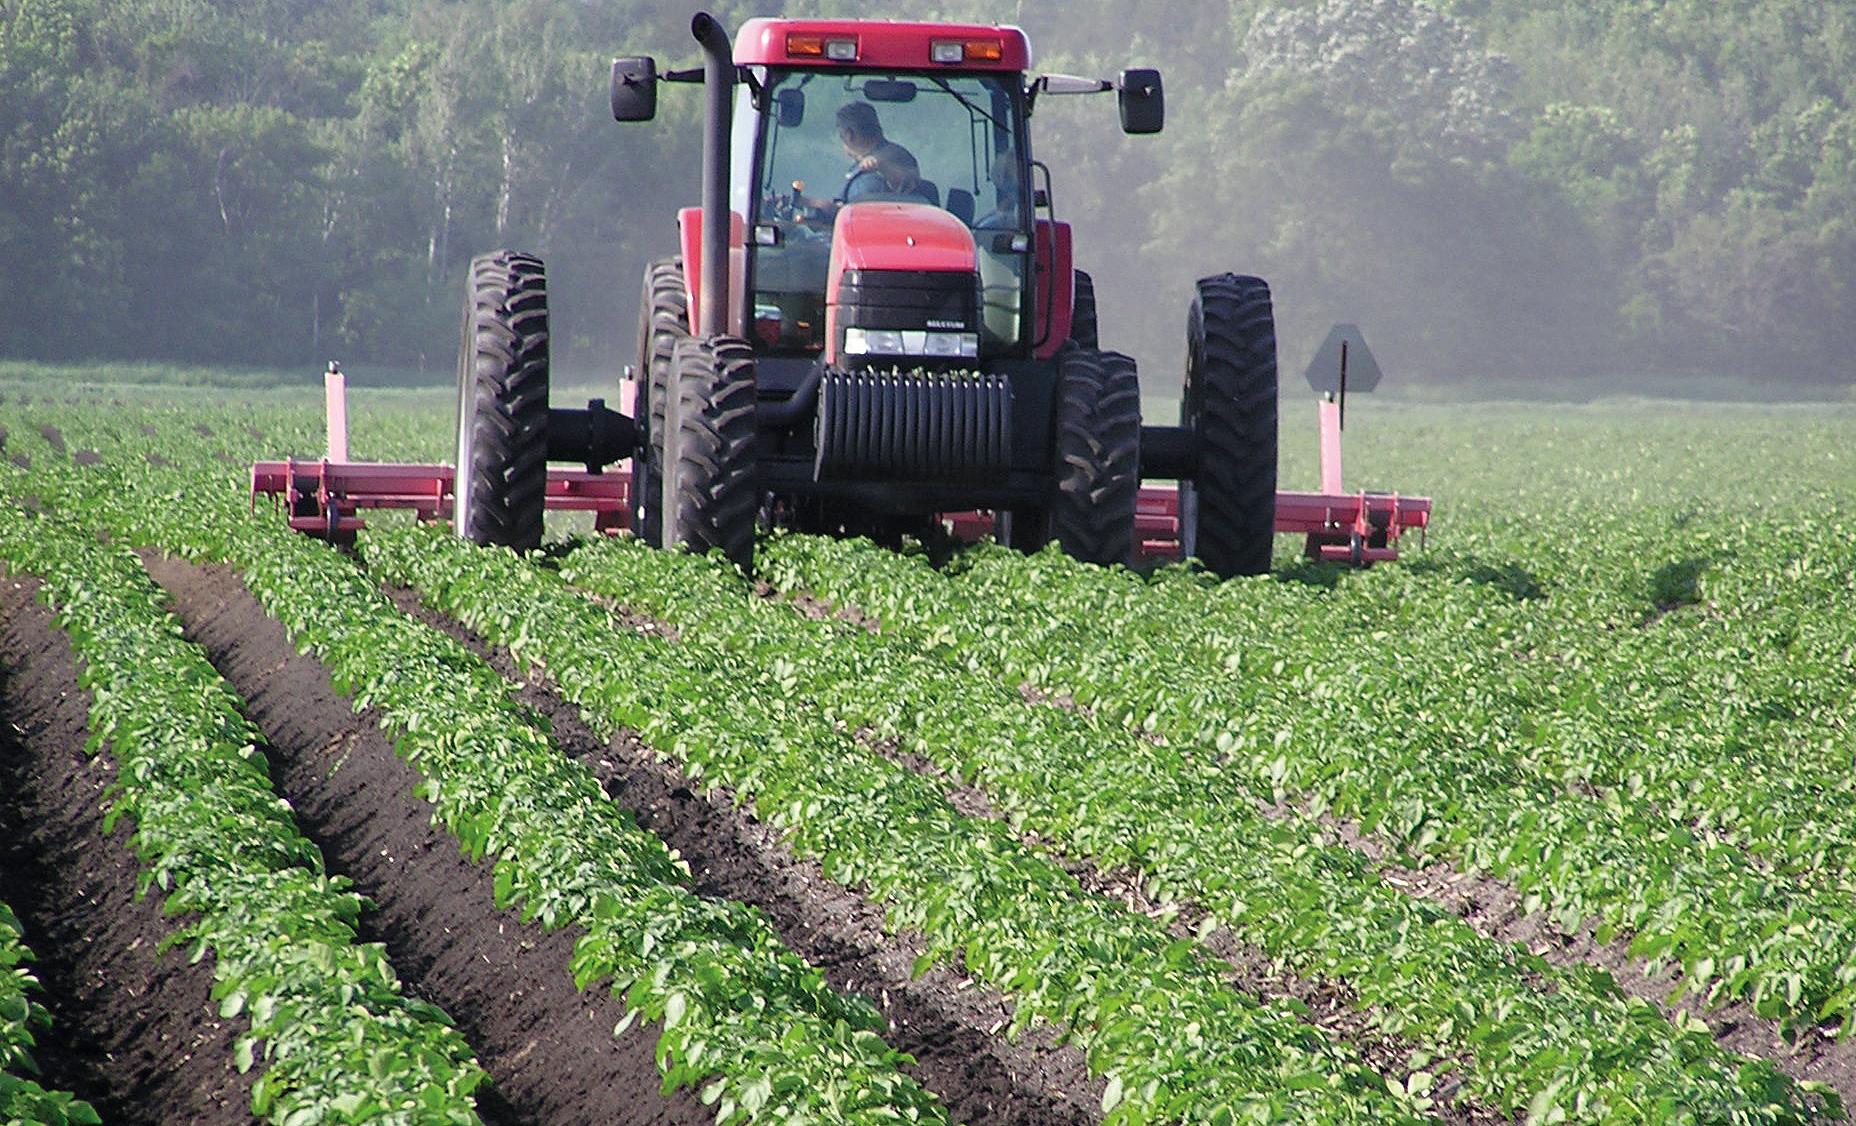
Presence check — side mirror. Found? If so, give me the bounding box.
[610,56,658,122]
[775,87,805,129]
[1118,68,1163,134]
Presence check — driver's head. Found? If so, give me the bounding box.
[835,102,883,155]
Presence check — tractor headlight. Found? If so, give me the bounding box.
[844,327,979,358]
[844,328,903,356]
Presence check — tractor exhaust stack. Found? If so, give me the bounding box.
[692,12,733,337]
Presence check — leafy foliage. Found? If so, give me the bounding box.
[0,904,101,1126]
[561,531,1835,1122]
[363,523,1430,1125]
[0,503,488,1124]
[3,387,1855,1122]
[0,413,950,1125]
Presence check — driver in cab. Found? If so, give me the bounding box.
[798,102,922,214]
[837,102,920,199]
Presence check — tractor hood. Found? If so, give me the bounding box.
[830,202,977,274]
[824,203,982,368]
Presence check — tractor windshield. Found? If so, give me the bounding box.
[744,69,1030,356]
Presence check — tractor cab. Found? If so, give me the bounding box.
[739,62,1033,362]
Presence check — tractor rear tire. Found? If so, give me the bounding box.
[1070,269,1099,350]
[634,257,688,547]
[455,251,549,550]
[1184,273,1278,578]
[1010,345,1141,566]
[666,335,759,571]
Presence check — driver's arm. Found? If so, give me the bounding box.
[866,141,920,192]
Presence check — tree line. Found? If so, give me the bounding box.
[1,0,1849,388]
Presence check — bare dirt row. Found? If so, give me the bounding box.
[139,552,706,1126]
[152,553,1104,1125]
[376,582,1104,1126]
[0,576,254,1126]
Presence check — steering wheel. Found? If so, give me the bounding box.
[836,166,887,205]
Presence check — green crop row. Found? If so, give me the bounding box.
[0,500,488,1124]
[756,529,1856,1035]
[23,448,952,1125]
[558,533,1836,1124]
[0,903,101,1126]
[368,523,1466,1126]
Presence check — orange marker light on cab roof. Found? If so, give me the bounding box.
[930,38,1004,64]
[787,32,857,61]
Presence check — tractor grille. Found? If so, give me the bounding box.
[814,368,1011,483]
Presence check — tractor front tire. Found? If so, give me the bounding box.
[666,335,759,571]
[1009,345,1141,566]
[455,251,549,550]
[634,257,688,547]
[1184,273,1278,578]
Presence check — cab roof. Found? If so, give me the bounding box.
[735,18,1032,72]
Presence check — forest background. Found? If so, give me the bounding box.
[3,0,1851,393]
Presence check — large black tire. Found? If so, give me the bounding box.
[633,257,688,546]
[1005,345,1140,565]
[1183,274,1278,577]
[455,251,549,550]
[1048,344,1141,565]
[665,335,759,571]
[1070,269,1099,350]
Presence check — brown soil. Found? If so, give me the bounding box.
[72,449,101,466]
[760,581,881,633]
[383,585,1103,1126]
[0,424,7,451]
[8,453,27,470]
[0,576,256,1125]
[141,552,708,1126]
[145,452,172,468]
[36,425,64,453]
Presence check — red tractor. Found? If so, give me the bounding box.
[454,11,1281,576]
[259,12,1427,572]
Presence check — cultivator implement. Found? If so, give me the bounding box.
[253,352,1429,566]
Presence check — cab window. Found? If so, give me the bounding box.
[749,70,1030,355]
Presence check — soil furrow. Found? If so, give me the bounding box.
[378,583,1102,1126]
[0,575,256,1126]
[141,552,706,1126]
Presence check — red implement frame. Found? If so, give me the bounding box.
[253,369,1429,564]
